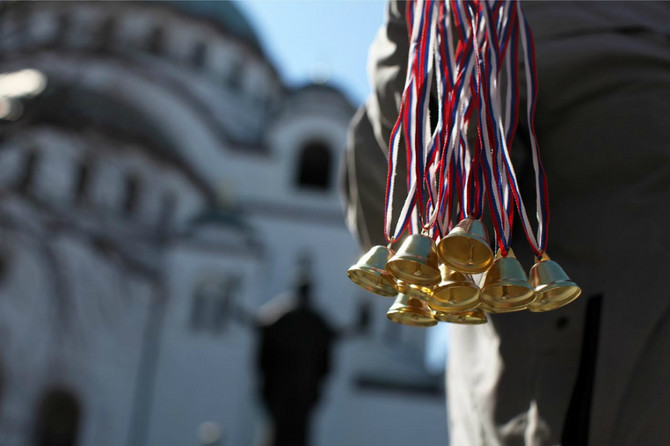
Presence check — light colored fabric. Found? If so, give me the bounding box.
[343,2,670,445]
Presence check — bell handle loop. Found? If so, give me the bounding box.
[499,247,516,259]
[495,247,529,260]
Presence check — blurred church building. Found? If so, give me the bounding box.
[0,2,447,445]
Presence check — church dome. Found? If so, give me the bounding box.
[163,1,262,50]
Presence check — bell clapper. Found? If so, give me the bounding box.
[466,239,476,265]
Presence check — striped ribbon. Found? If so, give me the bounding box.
[384,0,549,257]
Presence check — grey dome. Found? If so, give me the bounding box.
[163,1,262,49]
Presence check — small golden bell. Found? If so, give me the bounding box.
[528,253,582,312]
[437,216,494,274]
[386,234,441,286]
[395,280,433,301]
[430,264,480,312]
[433,308,488,324]
[386,292,437,327]
[479,248,535,312]
[477,300,507,314]
[347,245,397,297]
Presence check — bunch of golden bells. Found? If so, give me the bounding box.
[347,216,581,327]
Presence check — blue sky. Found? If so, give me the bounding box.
[237,0,389,106]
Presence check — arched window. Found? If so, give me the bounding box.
[33,388,81,446]
[53,12,70,48]
[10,10,29,51]
[18,150,38,194]
[73,161,90,206]
[147,25,164,54]
[98,16,116,52]
[157,191,176,231]
[191,41,207,69]
[296,141,332,190]
[122,174,141,216]
[356,300,372,336]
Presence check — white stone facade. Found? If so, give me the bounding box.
[0,2,447,445]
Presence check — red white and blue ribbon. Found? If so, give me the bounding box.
[384,0,550,257]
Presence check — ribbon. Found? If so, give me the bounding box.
[384,0,550,257]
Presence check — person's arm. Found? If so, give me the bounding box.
[342,0,409,251]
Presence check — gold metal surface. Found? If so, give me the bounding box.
[480,249,535,312]
[430,264,480,312]
[528,253,582,312]
[386,234,441,286]
[386,292,437,327]
[347,245,398,297]
[437,217,494,274]
[395,280,433,301]
[478,300,508,314]
[433,308,488,324]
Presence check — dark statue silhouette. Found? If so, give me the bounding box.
[257,276,335,446]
